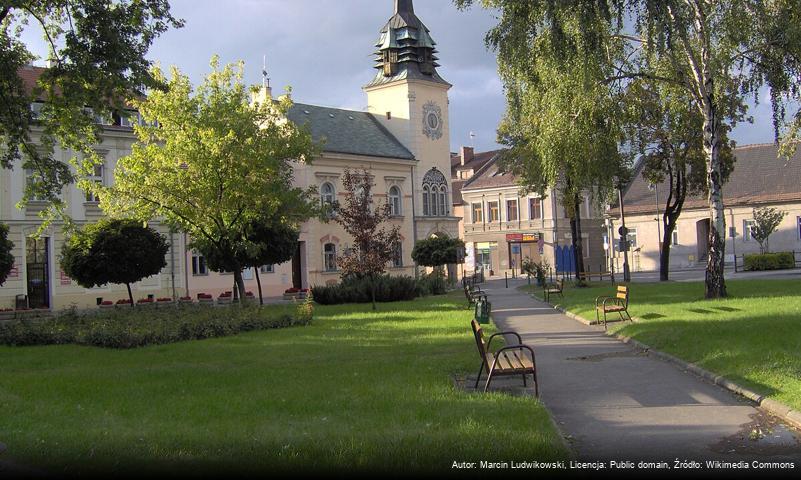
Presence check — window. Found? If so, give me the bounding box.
[672,230,679,246]
[529,198,542,220]
[320,182,335,206]
[24,168,46,201]
[391,241,403,268]
[422,167,447,217]
[30,102,44,119]
[506,199,518,222]
[192,253,208,276]
[472,203,483,223]
[323,243,337,272]
[389,186,402,216]
[798,217,801,240]
[744,220,755,242]
[260,264,274,274]
[488,201,499,222]
[85,162,103,202]
[120,110,143,127]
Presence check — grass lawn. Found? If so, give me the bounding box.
[0,292,566,476]
[523,279,801,411]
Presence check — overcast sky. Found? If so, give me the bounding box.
[22,0,777,152]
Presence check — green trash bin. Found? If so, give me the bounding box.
[474,297,491,324]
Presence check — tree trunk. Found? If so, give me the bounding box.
[255,267,264,305]
[659,163,687,282]
[233,268,246,302]
[660,223,674,282]
[702,89,727,299]
[126,282,134,307]
[370,273,377,311]
[571,193,586,286]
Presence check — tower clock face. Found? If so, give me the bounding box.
[422,101,443,140]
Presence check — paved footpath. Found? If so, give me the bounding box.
[482,278,801,462]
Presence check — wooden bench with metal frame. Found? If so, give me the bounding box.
[595,284,632,329]
[463,281,486,308]
[471,319,538,396]
[576,270,613,282]
[543,278,564,303]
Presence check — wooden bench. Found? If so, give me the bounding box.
[595,285,632,329]
[543,278,564,302]
[463,282,486,308]
[577,271,613,282]
[471,319,538,395]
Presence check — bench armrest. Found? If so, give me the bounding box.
[601,297,622,309]
[487,331,522,350]
[595,295,613,307]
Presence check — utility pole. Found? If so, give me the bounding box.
[618,187,631,282]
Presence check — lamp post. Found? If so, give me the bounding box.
[618,187,631,282]
[649,183,662,256]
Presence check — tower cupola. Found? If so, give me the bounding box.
[366,0,450,88]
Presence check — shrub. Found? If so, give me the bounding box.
[744,252,795,271]
[416,271,448,296]
[311,274,418,305]
[0,304,312,349]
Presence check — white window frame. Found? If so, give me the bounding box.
[744,219,755,242]
[320,182,335,206]
[488,201,499,223]
[529,197,543,220]
[506,199,518,222]
[85,162,104,203]
[472,202,483,223]
[422,186,430,216]
[323,243,337,272]
[627,228,638,248]
[389,186,402,216]
[260,264,274,274]
[192,253,208,276]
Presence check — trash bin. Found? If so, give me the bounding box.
[474,298,491,325]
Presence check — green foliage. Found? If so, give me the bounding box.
[311,275,418,305]
[0,223,14,286]
[751,207,787,254]
[744,252,795,271]
[411,236,465,267]
[521,257,548,286]
[1,1,182,219]
[59,218,168,302]
[416,270,448,296]
[0,303,310,349]
[102,57,317,298]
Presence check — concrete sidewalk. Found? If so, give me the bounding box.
[481,278,801,461]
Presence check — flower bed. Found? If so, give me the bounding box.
[283,288,300,300]
[115,299,133,307]
[197,293,214,305]
[178,296,193,304]
[99,301,115,309]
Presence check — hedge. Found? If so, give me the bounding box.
[311,274,420,305]
[743,252,795,271]
[0,301,313,349]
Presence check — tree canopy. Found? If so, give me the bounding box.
[411,236,465,268]
[101,57,317,299]
[0,1,182,220]
[60,218,168,304]
[751,207,787,254]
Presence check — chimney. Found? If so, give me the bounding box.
[459,146,474,166]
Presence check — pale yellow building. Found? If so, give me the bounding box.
[610,143,801,273]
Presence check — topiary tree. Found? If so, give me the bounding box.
[752,207,787,254]
[411,236,465,271]
[0,223,15,286]
[60,219,169,306]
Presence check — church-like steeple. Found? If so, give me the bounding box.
[366,0,450,88]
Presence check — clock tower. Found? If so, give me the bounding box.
[364,0,458,240]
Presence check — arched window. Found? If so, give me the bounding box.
[389,186,402,216]
[320,182,335,206]
[323,243,337,272]
[422,167,448,217]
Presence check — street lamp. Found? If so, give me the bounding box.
[617,186,631,282]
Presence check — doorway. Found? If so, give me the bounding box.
[291,241,303,289]
[26,236,50,309]
[696,219,710,263]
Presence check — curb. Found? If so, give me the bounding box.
[537,295,801,432]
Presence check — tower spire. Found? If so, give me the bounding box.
[394,0,414,14]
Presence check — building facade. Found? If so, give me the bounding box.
[456,151,606,278]
[610,143,801,272]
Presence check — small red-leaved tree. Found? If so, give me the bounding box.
[334,168,401,310]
